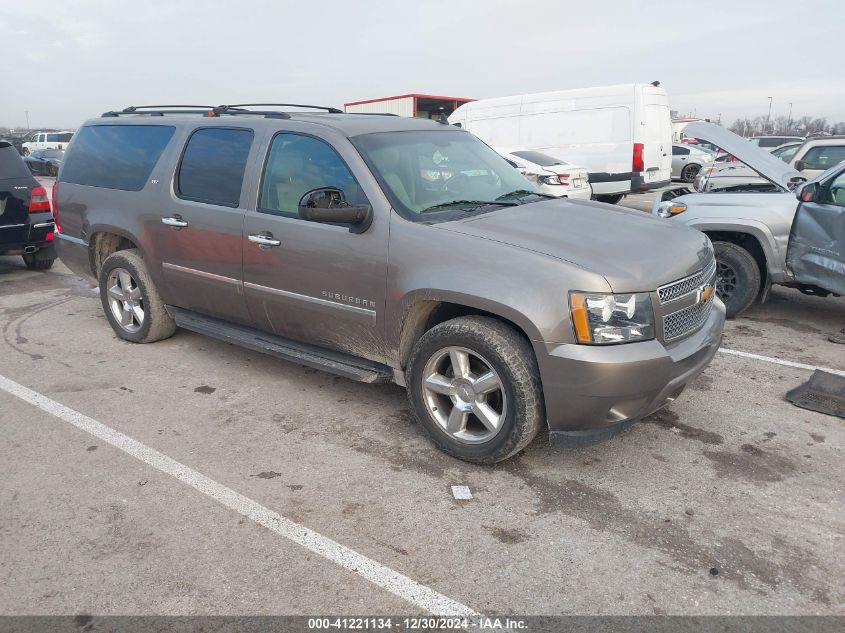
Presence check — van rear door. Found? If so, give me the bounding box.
[641,103,672,187]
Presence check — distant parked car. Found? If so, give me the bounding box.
[770,141,802,162]
[790,136,845,179]
[24,148,63,177]
[671,144,713,182]
[0,140,56,269]
[21,131,74,155]
[499,149,592,199]
[748,135,803,149]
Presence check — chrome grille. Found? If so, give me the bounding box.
[663,295,714,341]
[658,255,717,304]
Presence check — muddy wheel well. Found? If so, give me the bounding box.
[398,301,533,369]
[89,232,138,278]
[704,231,768,291]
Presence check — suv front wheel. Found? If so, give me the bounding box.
[99,249,176,344]
[406,316,544,463]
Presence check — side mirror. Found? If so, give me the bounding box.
[797,182,818,202]
[298,188,371,233]
[794,159,806,172]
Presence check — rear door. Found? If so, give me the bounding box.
[0,143,37,247]
[152,126,254,324]
[642,103,672,184]
[787,167,845,295]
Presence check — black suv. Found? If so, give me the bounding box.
[0,140,56,269]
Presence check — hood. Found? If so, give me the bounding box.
[684,122,803,191]
[436,199,713,292]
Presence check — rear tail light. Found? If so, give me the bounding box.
[51,179,61,233]
[632,143,644,173]
[29,186,51,213]
[557,173,570,186]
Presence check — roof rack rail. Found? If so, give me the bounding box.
[220,103,343,113]
[101,103,344,119]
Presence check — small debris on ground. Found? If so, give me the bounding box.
[451,485,472,500]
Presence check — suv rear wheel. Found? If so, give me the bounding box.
[99,249,176,344]
[406,316,544,463]
[713,241,760,318]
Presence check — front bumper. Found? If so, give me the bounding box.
[534,298,725,445]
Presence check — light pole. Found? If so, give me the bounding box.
[787,102,793,131]
[765,96,773,133]
[25,110,30,130]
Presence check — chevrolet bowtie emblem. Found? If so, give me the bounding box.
[697,284,714,304]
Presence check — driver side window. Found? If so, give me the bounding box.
[258,133,367,217]
[821,172,845,207]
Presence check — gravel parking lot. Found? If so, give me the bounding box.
[1,181,843,618]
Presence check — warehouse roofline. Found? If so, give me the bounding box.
[344,93,474,107]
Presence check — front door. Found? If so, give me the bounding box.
[242,131,388,361]
[153,126,255,324]
[786,167,845,296]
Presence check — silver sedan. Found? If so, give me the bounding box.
[671,144,714,182]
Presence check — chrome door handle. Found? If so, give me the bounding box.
[162,216,188,227]
[248,233,281,247]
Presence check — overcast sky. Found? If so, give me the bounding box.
[1,0,843,129]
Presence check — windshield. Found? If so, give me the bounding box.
[510,150,565,167]
[352,130,541,220]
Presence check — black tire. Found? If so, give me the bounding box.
[22,251,55,270]
[98,248,176,344]
[713,241,760,318]
[681,163,700,183]
[47,163,58,177]
[406,316,545,464]
[595,194,624,204]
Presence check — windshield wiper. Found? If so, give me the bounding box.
[420,199,518,213]
[496,189,557,201]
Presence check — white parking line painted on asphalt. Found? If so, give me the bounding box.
[719,347,845,377]
[0,373,478,618]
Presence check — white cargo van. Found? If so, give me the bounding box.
[448,83,672,203]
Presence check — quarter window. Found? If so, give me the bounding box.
[177,128,254,207]
[60,124,175,191]
[259,133,366,216]
[672,146,689,156]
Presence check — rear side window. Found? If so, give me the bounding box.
[61,125,175,191]
[0,143,31,178]
[672,146,689,156]
[58,133,73,142]
[177,128,253,207]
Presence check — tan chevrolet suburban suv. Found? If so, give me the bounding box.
[55,104,724,463]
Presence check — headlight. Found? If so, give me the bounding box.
[656,201,687,218]
[570,292,655,344]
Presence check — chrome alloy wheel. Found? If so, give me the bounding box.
[421,346,507,444]
[106,268,144,333]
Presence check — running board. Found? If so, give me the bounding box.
[168,307,393,384]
